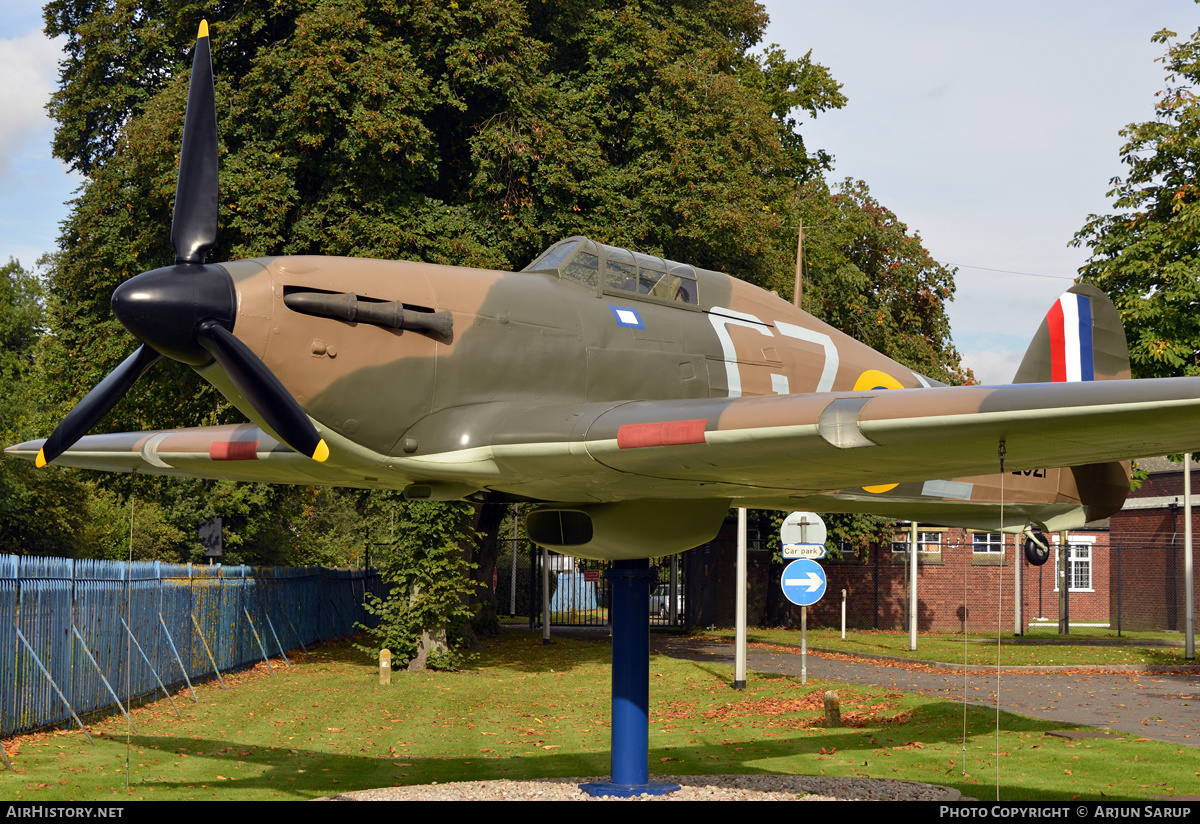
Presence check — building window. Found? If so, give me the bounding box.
[1054,540,1093,592]
[747,528,763,552]
[972,532,1004,553]
[892,530,941,553]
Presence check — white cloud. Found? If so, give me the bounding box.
[961,347,1025,386]
[0,27,63,181]
[760,0,1196,370]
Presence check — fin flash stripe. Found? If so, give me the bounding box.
[617,419,707,449]
[1048,293,1094,382]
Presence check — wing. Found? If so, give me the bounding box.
[4,424,384,488]
[12,378,1200,509]
[583,379,1198,486]
[392,377,1200,504]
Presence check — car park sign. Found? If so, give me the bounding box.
[782,543,827,559]
[780,558,827,607]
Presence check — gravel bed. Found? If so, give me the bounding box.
[319,774,964,801]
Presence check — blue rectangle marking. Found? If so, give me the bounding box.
[609,305,645,329]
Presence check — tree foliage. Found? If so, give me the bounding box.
[35,1,968,568]
[357,501,478,671]
[1074,25,1200,379]
[0,259,95,556]
[791,179,970,385]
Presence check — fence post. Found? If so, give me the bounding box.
[262,613,290,666]
[118,617,181,719]
[71,626,135,731]
[15,628,93,745]
[242,607,273,672]
[191,613,227,689]
[158,613,198,703]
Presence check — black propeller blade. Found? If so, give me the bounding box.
[38,21,330,467]
[170,19,218,266]
[195,322,328,462]
[36,345,162,468]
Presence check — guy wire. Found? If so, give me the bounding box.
[125,491,134,788]
[995,440,1006,801]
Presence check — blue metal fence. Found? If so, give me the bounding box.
[0,555,382,736]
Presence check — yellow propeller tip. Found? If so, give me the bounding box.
[312,440,329,463]
[198,20,209,39]
[35,449,46,469]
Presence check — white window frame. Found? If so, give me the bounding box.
[1052,535,1095,593]
[972,532,1005,553]
[892,528,942,553]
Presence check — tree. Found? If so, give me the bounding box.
[1073,25,1200,380]
[39,2,968,575]
[797,178,971,386]
[37,0,845,571]
[0,259,95,556]
[357,501,478,671]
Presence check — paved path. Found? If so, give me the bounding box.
[650,635,1200,746]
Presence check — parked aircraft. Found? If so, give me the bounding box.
[8,23,1199,561]
[14,19,1200,796]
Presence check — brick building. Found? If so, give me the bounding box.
[686,515,1111,634]
[1107,457,1200,632]
[685,459,1200,635]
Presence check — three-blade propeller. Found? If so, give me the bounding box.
[37,21,329,468]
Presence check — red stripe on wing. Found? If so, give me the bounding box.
[617,419,707,449]
[210,441,260,461]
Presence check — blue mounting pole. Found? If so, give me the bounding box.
[580,559,680,798]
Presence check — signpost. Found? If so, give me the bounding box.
[781,511,826,549]
[779,513,829,685]
[781,557,827,684]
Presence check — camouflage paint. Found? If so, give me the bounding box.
[15,241,1200,556]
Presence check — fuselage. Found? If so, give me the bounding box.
[206,236,1106,528]
[220,238,933,459]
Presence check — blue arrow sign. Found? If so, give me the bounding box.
[780,558,826,607]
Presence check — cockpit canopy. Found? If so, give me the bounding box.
[523,236,700,307]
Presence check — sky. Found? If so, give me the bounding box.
[760,0,1200,382]
[1,1,1197,383]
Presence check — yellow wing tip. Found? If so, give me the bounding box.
[198,20,209,39]
[35,449,46,469]
[312,440,329,463]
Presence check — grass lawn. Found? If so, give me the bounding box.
[1,631,1196,801]
[701,627,1199,668]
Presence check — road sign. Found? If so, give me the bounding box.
[780,558,827,606]
[780,511,826,547]
[782,543,827,560]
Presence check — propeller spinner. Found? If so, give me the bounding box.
[37,21,329,467]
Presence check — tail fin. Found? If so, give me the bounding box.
[1012,283,1130,384]
[1015,284,1131,521]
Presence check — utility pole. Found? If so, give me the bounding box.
[1186,454,1194,660]
[792,219,804,309]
